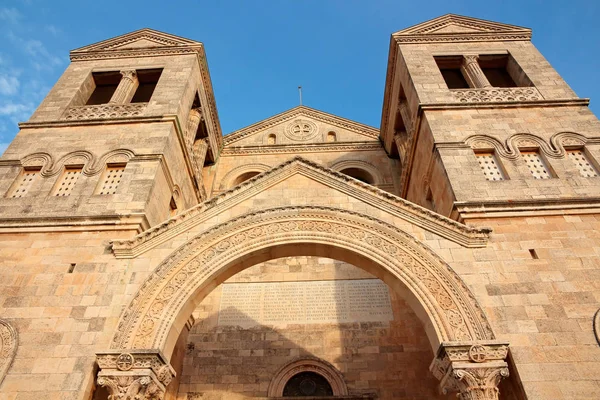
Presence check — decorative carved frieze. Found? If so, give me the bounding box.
[430,341,510,400]
[96,350,175,400]
[451,87,543,103]
[63,103,147,120]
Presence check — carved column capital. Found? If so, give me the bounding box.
[96,350,175,400]
[430,341,510,400]
[119,69,138,82]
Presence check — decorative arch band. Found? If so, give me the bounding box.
[20,148,136,177]
[111,206,495,356]
[465,132,600,160]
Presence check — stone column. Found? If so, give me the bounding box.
[461,55,492,88]
[192,139,209,200]
[109,70,139,104]
[186,108,203,148]
[430,342,510,400]
[96,350,175,400]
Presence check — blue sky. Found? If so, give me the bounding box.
[0,1,598,153]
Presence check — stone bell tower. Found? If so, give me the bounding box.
[0,28,222,232]
[380,14,600,222]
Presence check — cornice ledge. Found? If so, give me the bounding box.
[222,141,382,155]
[224,106,379,146]
[420,98,590,110]
[0,214,149,233]
[19,114,180,129]
[111,156,490,258]
[456,197,600,218]
[393,32,531,44]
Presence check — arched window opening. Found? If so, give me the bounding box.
[233,171,261,186]
[326,131,336,142]
[267,134,277,145]
[283,372,334,397]
[339,167,374,185]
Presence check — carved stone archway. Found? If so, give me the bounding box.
[268,357,348,397]
[0,318,18,388]
[101,206,510,399]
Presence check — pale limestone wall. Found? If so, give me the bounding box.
[179,257,448,400]
[0,122,196,227]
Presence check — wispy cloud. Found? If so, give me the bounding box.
[0,102,32,117]
[0,8,21,24]
[8,31,63,71]
[0,75,20,95]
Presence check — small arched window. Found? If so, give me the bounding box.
[282,372,334,397]
[326,131,336,142]
[339,167,374,184]
[267,134,276,145]
[232,171,261,186]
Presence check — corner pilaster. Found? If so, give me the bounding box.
[96,350,175,400]
[430,341,510,400]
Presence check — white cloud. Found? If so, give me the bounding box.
[8,32,63,71]
[0,102,33,118]
[0,75,20,95]
[0,8,21,24]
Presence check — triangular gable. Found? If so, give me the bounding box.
[70,28,203,60]
[393,14,531,43]
[223,106,379,146]
[111,157,490,258]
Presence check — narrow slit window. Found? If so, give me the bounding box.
[521,151,552,179]
[86,71,122,105]
[97,164,126,195]
[54,167,82,196]
[10,167,41,198]
[169,196,178,217]
[567,149,599,178]
[131,69,162,103]
[476,152,505,181]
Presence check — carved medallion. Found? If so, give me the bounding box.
[285,119,318,141]
[468,344,487,363]
[116,353,134,371]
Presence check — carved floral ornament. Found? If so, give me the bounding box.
[96,351,175,400]
[465,131,600,160]
[285,119,319,141]
[110,205,494,354]
[0,319,18,387]
[19,149,135,177]
[430,342,510,400]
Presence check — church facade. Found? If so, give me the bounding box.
[0,14,599,400]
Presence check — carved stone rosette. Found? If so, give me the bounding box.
[96,350,175,400]
[430,341,510,400]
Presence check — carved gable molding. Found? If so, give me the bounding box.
[110,206,495,354]
[110,157,490,258]
[393,14,531,44]
[70,28,203,61]
[20,149,136,177]
[0,319,18,387]
[465,132,600,160]
[223,106,378,146]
